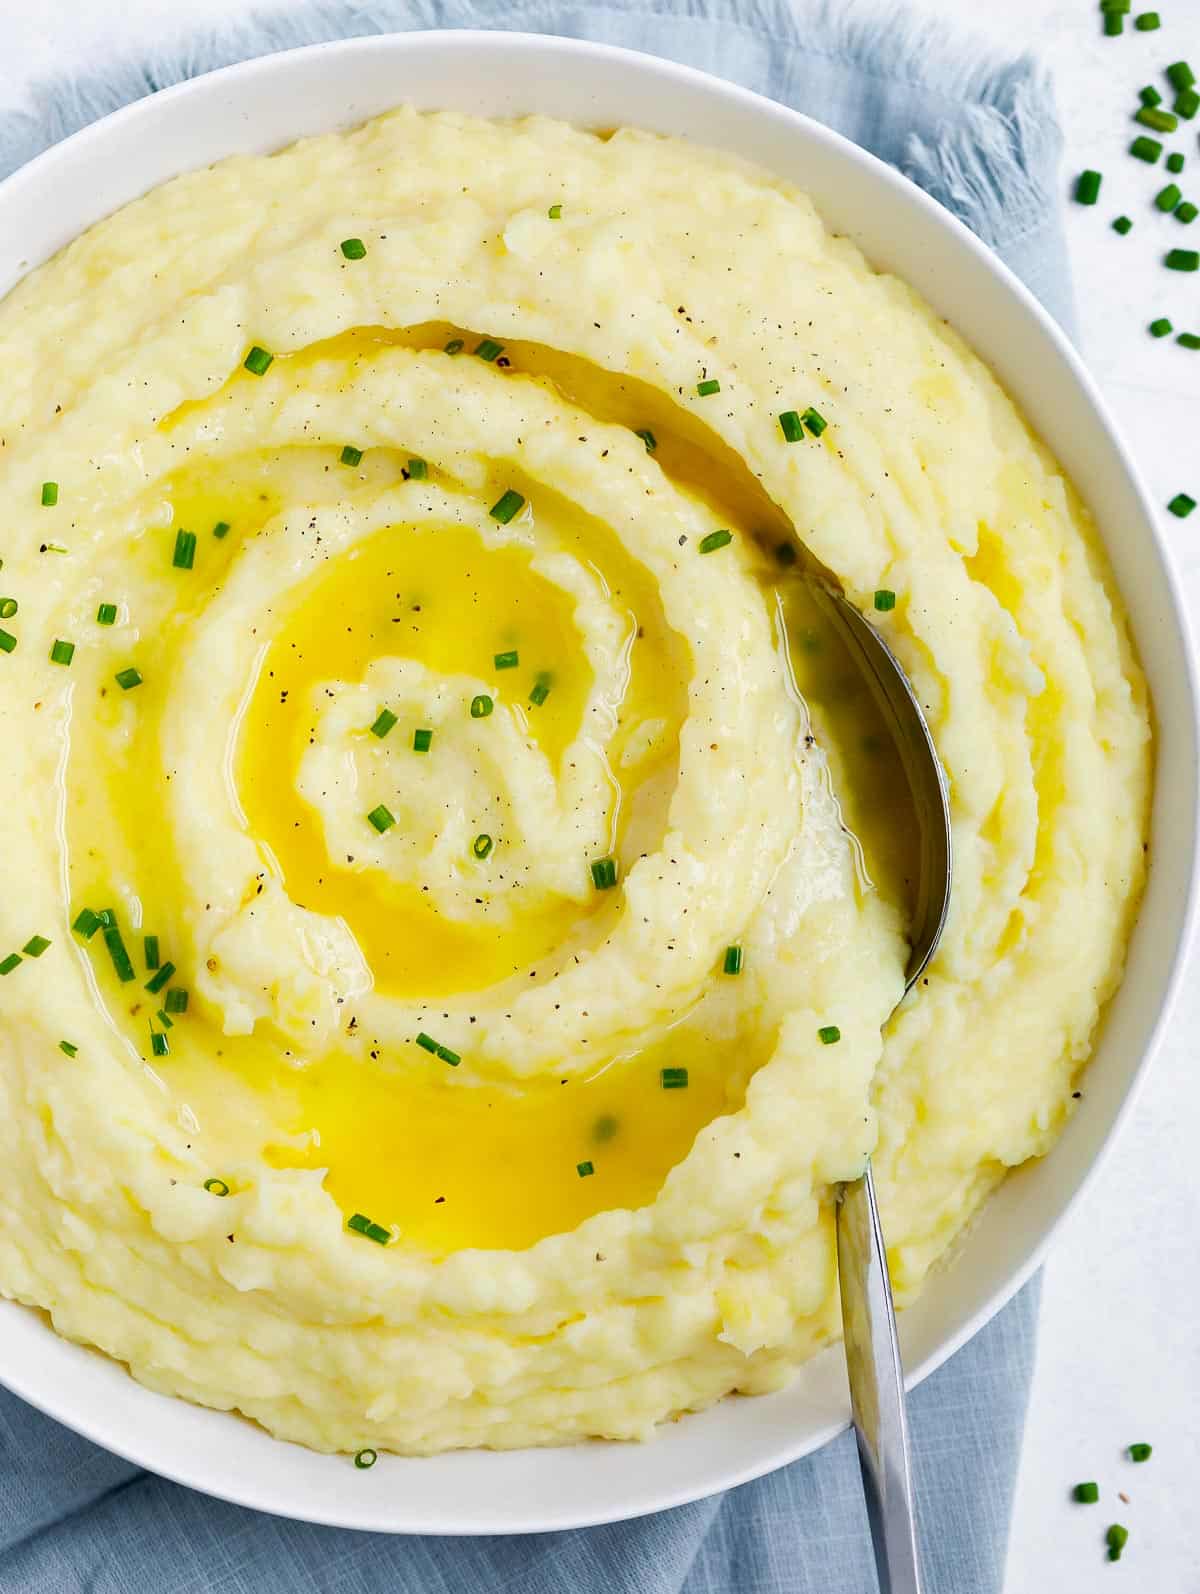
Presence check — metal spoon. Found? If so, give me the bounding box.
[813,588,953,1594]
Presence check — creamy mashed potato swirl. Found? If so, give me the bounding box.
[0,110,1149,1455]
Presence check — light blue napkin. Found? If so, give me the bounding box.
[0,2,1066,1589]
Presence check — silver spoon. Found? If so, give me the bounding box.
[812,587,952,1594]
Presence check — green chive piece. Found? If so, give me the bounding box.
[723,945,743,975]
[1168,493,1196,516]
[1167,248,1200,269]
[444,338,464,355]
[115,666,142,690]
[493,650,519,671]
[1167,61,1196,92]
[1150,317,1175,336]
[243,345,273,376]
[145,961,175,995]
[489,489,525,524]
[103,923,136,983]
[41,482,58,507]
[367,804,396,833]
[347,1212,391,1245]
[590,857,618,890]
[339,445,363,467]
[1104,11,1124,33]
[576,1161,594,1178]
[801,408,828,436]
[59,1040,78,1057]
[1112,215,1134,234]
[407,457,428,480]
[696,378,721,396]
[1137,106,1178,133]
[370,708,397,739]
[204,1177,230,1196]
[0,598,16,619]
[1128,1442,1153,1462]
[470,693,494,718]
[1130,135,1164,162]
[1156,182,1183,211]
[779,410,805,442]
[874,589,897,612]
[164,988,188,1014]
[1178,332,1200,349]
[0,629,15,655]
[412,727,433,753]
[212,520,231,540]
[96,602,117,625]
[698,529,733,554]
[818,1025,842,1045]
[156,1009,173,1029]
[144,934,160,970]
[22,935,50,957]
[97,909,115,927]
[354,1448,378,1469]
[347,1212,371,1232]
[1177,89,1200,120]
[529,679,551,707]
[1135,10,1160,26]
[1106,1524,1129,1561]
[1176,201,1199,223]
[475,338,504,361]
[415,1032,438,1054]
[49,639,74,666]
[73,908,102,940]
[0,953,20,976]
[548,203,563,219]
[1073,1482,1100,1504]
[150,1029,169,1057]
[340,237,367,259]
[172,530,196,570]
[660,1067,689,1089]
[472,833,493,859]
[435,1044,461,1067]
[1140,85,1163,106]
[635,428,657,452]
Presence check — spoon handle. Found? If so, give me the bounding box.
[836,1163,924,1594]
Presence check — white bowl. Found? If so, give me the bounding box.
[0,30,1196,1536]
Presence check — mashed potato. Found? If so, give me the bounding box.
[0,109,1149,1455]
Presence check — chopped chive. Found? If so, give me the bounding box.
[818,1025,841,1045]
[576,1160,594,1178]
[415,1032,438,1054]
[212,520,231,540]
[72,908,102,940]
[1128,1442,1153,1462]
[412,727,433,753]
[779,410,805,442]
[472,832,493,859]
[203,1177,230,1196]
[635,428,657,452]
[493,650,519,670]
[1135,9,1160,26]
[874,588,897,612]
[172,529,197,570]
[150,1029,169,1057]
[0,629,15,654]
[144,934,160,969]
[1137,106,1178,133]
[49,639,74,666]
[407,457,428,480]
[470,693,494,717]
[1130,135,1163,162]
[435,1044,461,1067]
[1179,332,1200,349]
[723,945,743,975]
[529,679,551,707]
[698,529,733,553]
[347,1212,391,1245]
[96,601,117,625]
[59,1040,78,1057]
[444,338,464,355]
[1177,89,1200,120]
[145,961,175,995]
[1150,317,1174,336]
[660,1067,689,1089]
[1101,3,1128,16]
[0,598,16,619]
[97,909,115,927]
[340,237,366,259]
[1167,248,1200,269]
[156,1009,173,1029]
[103,924,136,983]
[243,345,273,375]
[339,445,363,467]
[41,482,58,507]
[1155,182,1183,211]
[115,666,142,690]
[548,203,563,219]
[489,489,525,523]
[1167,61,1196,92]
[164,988,189,1014]
[22,935,50,958]
[0,953,21,976]
[354,1448,378,1469]
[1112,215,1134,234]
[1168,493,1195,516]
[696,378,721,396]
[370,708,397,738]
[474,338,504,361]
[1140,85,1163,107]
[801,407,827,436]
[1176,201,1199,223]
[590,857,618,890]
[1105,1524,1129,1562]
[1073,1482,1100,1504]
[1104,11,1123,32]
[367,804,396,833]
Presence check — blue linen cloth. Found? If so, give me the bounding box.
[0,2,1067,1589]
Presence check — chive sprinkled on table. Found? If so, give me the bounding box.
[590,857,618,890]
[1128,1442,1152,1461]
[1140,85,1163,107]
[1166,151,1185,173]
[1176,201,1198,224]
[339,445,363,467]
[1149,317,1174,337]
[698,529,732,554]
[243,345,273,375]
[1136,106,1178,134]
[340,237,366,259]
[660,1067,689,1089]
[1135,9,1160,27]
[1168,493,1195,517]
[41,482,58,507]
[367,804,396,834]
[1167,61,1196,92]
[1130,136,1163,163]
[470,693,494,718]
[1155,183,1183,212]
[49,639,74,666]
[1073,1482,1100,1504]
[1076,170,1103,205]
[1112,215,1133,235]
[1166,248,1199,270]
[412,727,433,753]
[354,1448,378,1469]
[696,378,721,396]
[818,1025,841,1045]
[96,601,117,625]
[490,489,525,524]
[370,708,397,739]
[115,666,142,690]
[1178,332,1200,349]
[1106,1523,1129,1562]
[204,1177,230,1196]
[1104,11,1123,36]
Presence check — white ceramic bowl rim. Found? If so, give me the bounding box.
[0,29,1196,1536]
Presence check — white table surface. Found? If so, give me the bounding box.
[3,1,1198,1588]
